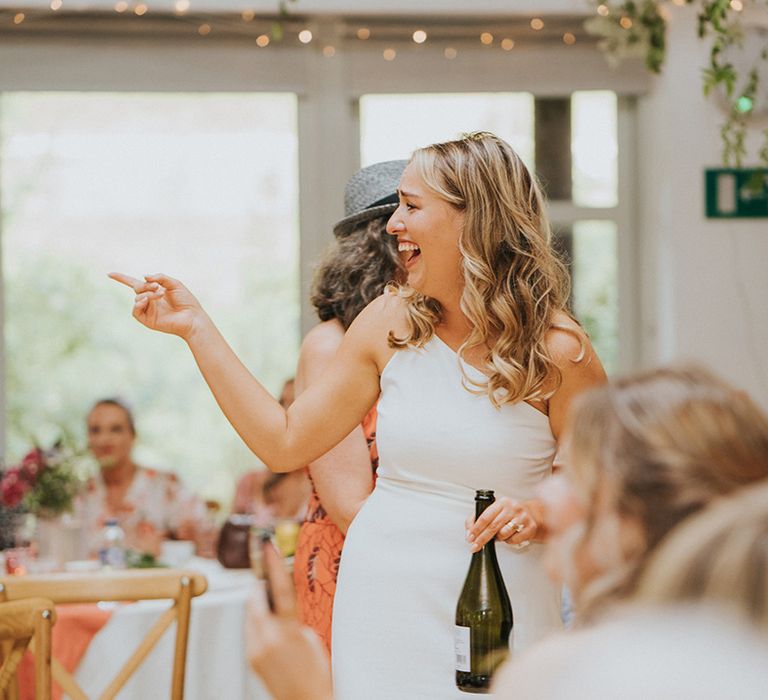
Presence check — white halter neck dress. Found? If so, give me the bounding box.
[331,336,562,699]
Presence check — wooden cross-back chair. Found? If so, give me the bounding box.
[0,596,55,700]
[0,569,207,700]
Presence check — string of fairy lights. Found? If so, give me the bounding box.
[594,0,746,20]
[2,3,600,60]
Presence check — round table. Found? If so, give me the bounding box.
[72,558,271,700]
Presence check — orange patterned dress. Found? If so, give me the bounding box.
[293,406,378,654]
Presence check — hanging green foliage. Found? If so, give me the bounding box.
[586,1,768,166]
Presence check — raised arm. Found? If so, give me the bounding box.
[295,322,375,534]
[110,273,383,472]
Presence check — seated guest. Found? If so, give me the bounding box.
[76,397,206,556]
[536,364,768,621]
[232,379,311,523]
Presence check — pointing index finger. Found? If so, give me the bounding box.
[108,272,145,291]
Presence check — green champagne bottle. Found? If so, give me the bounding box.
[455,489,514,693]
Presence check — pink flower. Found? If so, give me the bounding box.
[1,468,30,507]
[22,448,43,467]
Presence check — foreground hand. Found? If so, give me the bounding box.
[108,272,206,340]
[466,497,544,552]
[245,542,333,700]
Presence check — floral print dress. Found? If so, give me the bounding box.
[75,467,206,554]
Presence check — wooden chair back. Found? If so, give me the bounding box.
[0,569,207,700]
[0,597,55,700]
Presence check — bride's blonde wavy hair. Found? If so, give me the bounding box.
[389,132,576,407]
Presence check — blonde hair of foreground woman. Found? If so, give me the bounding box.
[564,364,768,618]
[636,478,768,629]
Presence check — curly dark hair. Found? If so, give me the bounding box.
[311,216,404,330]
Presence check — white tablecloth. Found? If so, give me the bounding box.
[71,558,271,700]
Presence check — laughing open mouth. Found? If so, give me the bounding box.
[398,241,421,265]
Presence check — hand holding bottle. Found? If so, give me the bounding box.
[465,496,544,552]
[108,272,210,341]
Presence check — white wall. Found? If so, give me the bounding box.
[637,5,768,409]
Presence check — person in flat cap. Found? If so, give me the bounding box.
[291,160,406,652]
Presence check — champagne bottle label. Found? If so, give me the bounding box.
[454,625,471,672]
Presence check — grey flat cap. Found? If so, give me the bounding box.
[333,159,408,238]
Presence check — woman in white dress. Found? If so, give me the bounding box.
[111,132,606,698]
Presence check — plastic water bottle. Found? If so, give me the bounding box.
[98,518,126,569]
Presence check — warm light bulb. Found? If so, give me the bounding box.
[241,9,255,21]
[115,1,128,11]
[134,4,148,15]
[256,34,270,47]
[356,27,370,40]
[298,29,313,43]
[383,48,396,61]
[480,32,493,45]
[619,16,633,29]
[322,45,336,57]
[501,38,514,51]
[13,12,25,23]
[730,0,743,10]
[412,29,427,44]
[198,23,211,36]
[444,47,457,59]
[175,0,189,12]
[50,0,63,10]
[563,32,576,45]
[597,4,609,16]
[530,18,544,31]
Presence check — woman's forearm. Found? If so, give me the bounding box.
[185,315,298,470]
[111,272,383,473]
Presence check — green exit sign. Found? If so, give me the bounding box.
[706,168,768,218]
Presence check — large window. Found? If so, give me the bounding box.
[1,93,300,504]
[360,93,535,168]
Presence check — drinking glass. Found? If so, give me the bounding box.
[248,526,272,579]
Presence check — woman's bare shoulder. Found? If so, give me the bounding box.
[296,320,345,391]
[346,290,410,372]
[546,312,593,366]
[350,289,409,336]
[300,320,345,362]
[545,312,607,425]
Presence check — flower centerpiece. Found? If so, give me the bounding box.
[1,444,83,517]
[1,442,89,566]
